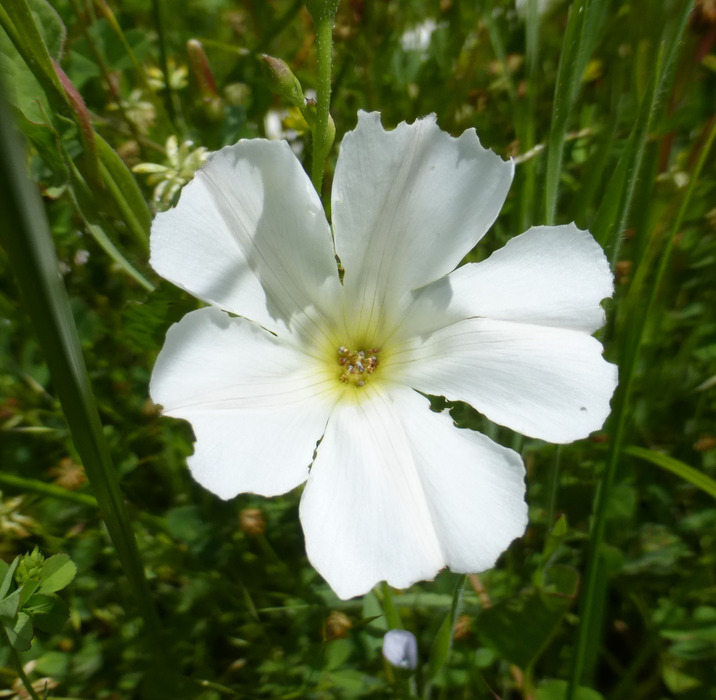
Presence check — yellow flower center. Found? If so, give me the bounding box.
[337,345,380,388]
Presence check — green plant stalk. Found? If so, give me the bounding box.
[517,0,539,233]
[0,85,160,633]
[544,0,607,225]
[311,14,335,195]
[0,472,98,507]
[150,0,177,125]
[543,0,589,224]
[566,113,716,697]
[483,8,517,107]
[3,630,41,700]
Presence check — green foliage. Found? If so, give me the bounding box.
[0,550,76,652]
[1,0,715,697]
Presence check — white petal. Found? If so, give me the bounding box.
[392,224,613,342]
[392,317,617,443]
[150,138,341,343]
[299,388,444,599]
[331,111,513,339]
[150,307,336,499]
[411,224,613,336]
[299,386,527,599]
[399,389,527,573]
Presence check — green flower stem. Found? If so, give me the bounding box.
[310,12,335,195]
[566,114,716,698]
[0,472,98,507]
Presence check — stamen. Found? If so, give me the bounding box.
[337,345,380,387]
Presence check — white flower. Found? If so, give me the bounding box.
[383,629,418,670]
[149,111,617,600]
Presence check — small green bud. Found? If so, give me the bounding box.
[303,98,336,152]
[15,547,45,586]
[260,55,305,108]
[187,39,225,123]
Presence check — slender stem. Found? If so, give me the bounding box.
[0,472,98,507]
[4,630,42,700]
[311,14,334,195]
[151,0,176,125]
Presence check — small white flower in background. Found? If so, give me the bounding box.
[149,111,617,599]
[108,88,156,134]
[400,19,438,53]
[383,629,418,670]
[146,61,189,91]
[133,136,209,211]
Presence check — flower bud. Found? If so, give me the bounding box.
[382,629,418,670]
[303,98,336,150]
[239,508,266,537]
[324,611,352,640]
[15,547,45,585]
[187,39,225,123]
[260,55,305,108]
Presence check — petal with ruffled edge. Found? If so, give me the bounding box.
[150,139,342,346]
[395,224,613,340]
[399,389,527,573]
[331,111,513,340]
[391,317,617,444]
[300,386,527,599]
[150,307,337,499]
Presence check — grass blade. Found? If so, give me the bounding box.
[624,446,716,500]
[544,0,607,224]
[0,82,159,631]
[567,45,712,694]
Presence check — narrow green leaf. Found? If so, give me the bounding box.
[38,554,76,594]
[0,557,19,600]
[625,446,716,500]
[426,574,467,681]
[544,0,607,224]
[0,82,159,632]
[95,132,152,249]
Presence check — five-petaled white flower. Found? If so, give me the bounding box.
[149,111,617,600]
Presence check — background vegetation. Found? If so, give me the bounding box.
[1,0,715,698]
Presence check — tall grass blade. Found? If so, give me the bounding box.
[592,1,693,265]
[624,446,716,500]
[544,0,607,224]
[0,83,159,631]
[567,61,712,697]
